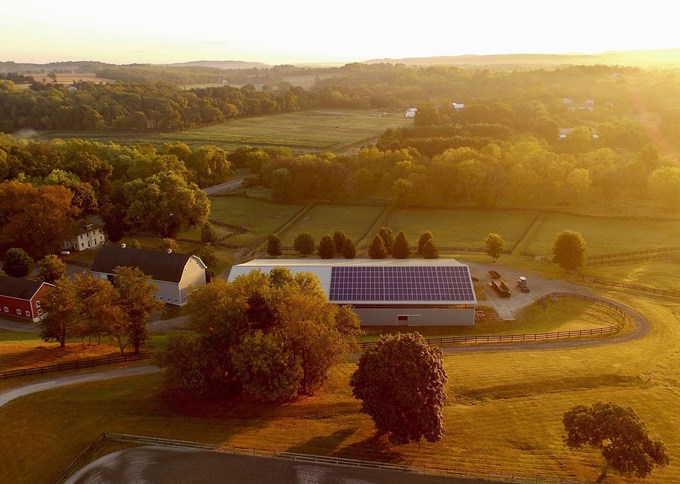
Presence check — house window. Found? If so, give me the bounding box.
[16,309,21,315]
[36,301,41,307]
[174,298,178,303]
[25,311,30,317]
[158,296,164,301]
[37,309,43,315]
[3,307,7,313]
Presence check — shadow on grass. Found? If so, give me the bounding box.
[286,427,357,454]
[332,433,404,464]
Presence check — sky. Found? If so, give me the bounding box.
[2,1,679,65]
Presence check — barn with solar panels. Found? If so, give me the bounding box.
[227,259,477,326]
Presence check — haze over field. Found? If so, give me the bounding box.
[2,0,679,65]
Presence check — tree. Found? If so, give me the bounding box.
[484,233,504,262]
[332,231,347,254]
[422,238,439,259]
[124,171,210,238]
[267,234,282,256]
[563,402,670,481]
[368,234,387,259]
[2,248,34,277]
[37,254,66,283]
[113,266,160,354]
[350,333,447,444]
[341,238,356,259]
[418,231,433,254]
[201,221,218,244]
[39,277,78,348]
[552,230,586,271]
[648,166,680,212]
[392,231,410,259]
[293,232,315,256]
[378,226,394,254]
[194,244,217,273]
[271,167,292,203]
[159,238,179,252]
[318,234,336,259]
[74,273,118,346]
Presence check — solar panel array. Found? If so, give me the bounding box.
[329,266,474,302]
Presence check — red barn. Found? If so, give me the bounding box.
[0,276,53,322]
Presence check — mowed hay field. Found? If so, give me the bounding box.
[40,109,411,152]
[2,292,680,483]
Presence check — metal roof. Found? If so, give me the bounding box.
[0,276,50,300]
[228,259,476,305]
[91,246,203,283]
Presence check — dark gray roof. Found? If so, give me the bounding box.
[91,246,199,283]
[0,276,47,300]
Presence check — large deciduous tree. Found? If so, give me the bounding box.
[124,171,210,238]
[0,181,78,259]
[484,233,504,262]
[563,402,670,481]
[350,333,447,444]
[39,277,79,348]
[38,254,66,283]
[113,266,160,353]
[552,230,586,271]
[2,248,34,277]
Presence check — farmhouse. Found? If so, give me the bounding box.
[405,108,417,118]
[62,219,106,252]
[0,276,53,322]
[228,258,477,326]
[91,245,207,306]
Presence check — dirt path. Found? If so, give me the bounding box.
[0,366,159,409]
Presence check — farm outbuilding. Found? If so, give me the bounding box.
[0,276,53,322]
[227,259,477,326]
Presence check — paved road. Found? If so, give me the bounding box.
[0,365,159,409]
[0,317,40,334]
[65,446,492,484]
[203,178,244,195]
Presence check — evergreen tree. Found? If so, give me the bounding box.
[423,238,439,259]
[333,231,347,254]
[392,231,410,259]
[378,227,394,254]
[2,248,34,277]
[293,232,315,256]
[267,234,282,256]
[341,238,356,259]
[318,234,336,259]
[418,231,433,254]
[369,234,388,259]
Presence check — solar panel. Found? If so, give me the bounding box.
[329,266,474,302]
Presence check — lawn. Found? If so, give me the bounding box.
[3,290,680,483]
[280,204,384,246]
[384,208,538,249]
[39,109,411,152]
[526,212,680,256]
[209,196,304,246]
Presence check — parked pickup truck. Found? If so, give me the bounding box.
[517,276,530,292]
[489,279,512,297]
[488,270,501,279]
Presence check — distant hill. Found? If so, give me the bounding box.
[363,49,680,68]
[0,60,109,74]
[167,60,271,70]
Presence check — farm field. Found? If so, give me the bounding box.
[39,109,411,152]
[583,260,680,291]
[279,204,384,246]
[383,208,539,249]
[525,212,680,255]
[2,291,679,483]
[209,196,304,247]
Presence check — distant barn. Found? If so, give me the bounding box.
[228,259,477,326]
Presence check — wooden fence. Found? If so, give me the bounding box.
[53,432,586,484]
[579,275,680,298]
[0,352,154,380]
[358,292,626,349]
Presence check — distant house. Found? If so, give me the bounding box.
[452,102,465,110]
[91,246,207,306]
[561,98,594,112]
[0,276,53,322]
[405,108,417,118]
[62,220,106,252]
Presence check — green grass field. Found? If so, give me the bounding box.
[279,204,384,246]
[583,260,680,291]
[40,109,411,152]
[2,290,679,483]
[209,196,305,246]
[383,208,539,249]
[526,212,680,255]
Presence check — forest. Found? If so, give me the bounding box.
[1,63,680,258]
